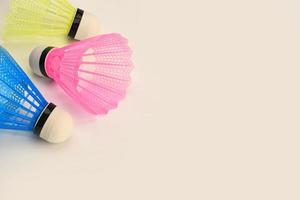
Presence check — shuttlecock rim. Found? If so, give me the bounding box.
[29,46,54,78]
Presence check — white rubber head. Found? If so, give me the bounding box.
[75,11,101,40]
[29,46,48,77]
[39,107,73,144]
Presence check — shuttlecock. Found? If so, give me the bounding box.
[29,33,134,115]
[4,0,101,41]
[0,46,73,143]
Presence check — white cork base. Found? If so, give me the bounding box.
[39,107,73,144]
[29,46,49,77]
[74,11,101,40]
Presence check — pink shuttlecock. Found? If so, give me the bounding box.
[29,33,133,115]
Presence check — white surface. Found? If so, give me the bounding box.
[39,106,73,144]
[1,0,300,199]
[74,11,101,40]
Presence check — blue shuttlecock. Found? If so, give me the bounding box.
[0,46,73,143]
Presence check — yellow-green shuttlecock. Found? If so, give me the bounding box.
[4,0,101,41]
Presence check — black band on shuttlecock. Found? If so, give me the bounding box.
[33,103,56,136]
[68,8,84,39]
[39,47,54,78]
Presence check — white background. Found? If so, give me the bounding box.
[1,0,300,199]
